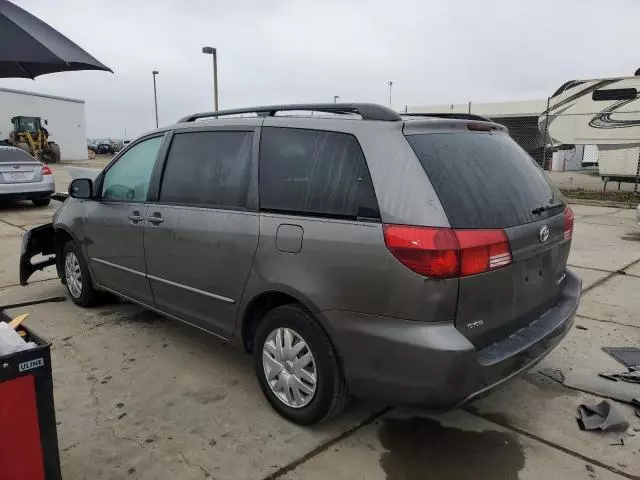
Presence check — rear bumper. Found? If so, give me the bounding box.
[323,269,581,407]
[0,178,55,197]
[20,223,57,285]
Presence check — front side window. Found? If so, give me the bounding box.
[159,131,253,208]
[101,136,163,202]
[259,127,379,219]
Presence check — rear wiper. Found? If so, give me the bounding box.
[531,202,564,215]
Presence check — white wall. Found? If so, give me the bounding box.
[0,88,87,161]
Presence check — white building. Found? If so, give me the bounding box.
[0,87,87,161]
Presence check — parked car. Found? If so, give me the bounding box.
[95,142,114,155]
[20,103,581,425]
[0,146,54,206]
[636,203,639,226]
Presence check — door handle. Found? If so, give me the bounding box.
[147,213,164,225]
[127,211,144,223]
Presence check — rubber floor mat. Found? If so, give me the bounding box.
[602,347,640,369]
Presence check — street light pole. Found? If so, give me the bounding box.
[333,95,339,103]
[202,46,218,111]
[152,70,159,128]
[388,81,393,108]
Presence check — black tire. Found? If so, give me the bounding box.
[253,304,349,425]
[32,197,50,206]
[62,241,99,307]
[49,143,61,163]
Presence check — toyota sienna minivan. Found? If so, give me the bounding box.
[20,103,581,425]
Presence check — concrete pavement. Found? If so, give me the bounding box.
[0,182,639,479]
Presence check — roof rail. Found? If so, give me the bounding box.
[177,103,402,123]
[402,112,494,122]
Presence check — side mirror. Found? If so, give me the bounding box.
[69,178,93,199]
[44,119,48,126]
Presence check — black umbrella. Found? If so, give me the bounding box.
[0,0,112,79]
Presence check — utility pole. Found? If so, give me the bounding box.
[334,95,339,103]
[152,70,159,128]
[202,46,219,111]
[388,81,393,108]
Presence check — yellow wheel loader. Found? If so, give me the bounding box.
[5,116,61,163]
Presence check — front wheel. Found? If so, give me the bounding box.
[49,143,61,163]
[62,241,99,307]
[253,304,349,425]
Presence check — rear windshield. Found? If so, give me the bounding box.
[406,132,564,229]
[0,147,36,163]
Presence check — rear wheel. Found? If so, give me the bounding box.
[62,241,98,307]
[253,304,349,425]
[49,143,61,163]
[32,197,50,206]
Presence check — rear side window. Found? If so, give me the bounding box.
[159,131,253,208]
[406,133,563,228]
[259,127,379,219]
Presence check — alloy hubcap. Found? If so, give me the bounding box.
[262,327,317,408]
[64,252,82,298]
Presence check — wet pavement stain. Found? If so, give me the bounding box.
[130,309,164,323]
[378,416,525,480]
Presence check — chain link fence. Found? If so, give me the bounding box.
[463,100,640,195]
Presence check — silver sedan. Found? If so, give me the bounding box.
[0,146,55,206]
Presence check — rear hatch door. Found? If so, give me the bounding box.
[406,127,570,349]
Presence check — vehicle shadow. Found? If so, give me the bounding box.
[0,198,46,211]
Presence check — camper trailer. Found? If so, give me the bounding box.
[539,75,640,182]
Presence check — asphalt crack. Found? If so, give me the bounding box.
[262,406,392,480]
[464,407,640,480]
[581,257,640,294]
[0,217,27,231]
[179,452,216,479]
[575,313,639,330]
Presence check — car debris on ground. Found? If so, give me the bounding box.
[576,400,629,431]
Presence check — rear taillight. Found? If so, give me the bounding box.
[563,206,574,240]
[41,165,52,175]
[383,225,459,278]
[383,225,512,279]
[467,123,492,132]
[456,229,511,276]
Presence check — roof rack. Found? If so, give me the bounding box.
[178,103,402,123]
[402,112,494,122]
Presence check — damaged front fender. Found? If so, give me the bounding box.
[20,223,57,285]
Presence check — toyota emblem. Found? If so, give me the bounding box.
[538,225,550,243]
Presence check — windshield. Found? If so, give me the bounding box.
[15,118,39,132]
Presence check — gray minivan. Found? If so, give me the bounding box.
[20,104,581,425]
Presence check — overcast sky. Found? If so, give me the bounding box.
[3,0,640,138]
